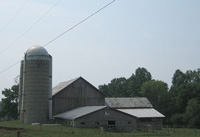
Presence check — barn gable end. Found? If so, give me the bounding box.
[52,77,105,115]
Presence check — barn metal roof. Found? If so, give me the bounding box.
[54,106,106,120]
[105,97,153,108]
[117,108,165,118]
[52,77,79,96]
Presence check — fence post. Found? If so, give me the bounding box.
[17,130,20,137]
[167,125,169,135]
[40,124,42,130]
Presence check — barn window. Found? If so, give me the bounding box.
[157,118,162,121]
[152,118,157,122]
[128,121,131,124]
[80,122,85,125]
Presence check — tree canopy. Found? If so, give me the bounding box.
[99,67,200,127]
[1,67,200,127]
[140,80,169,116]
[99,67,152,97]
[184,98,200,127]
[0,84,19,120]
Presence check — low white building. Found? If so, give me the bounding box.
[105,97,165,129]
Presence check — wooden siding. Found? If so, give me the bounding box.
[74,108,137,132]
[138,118,163,129]
[53,78,105,115]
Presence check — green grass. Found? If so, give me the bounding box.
[0,121,200,137]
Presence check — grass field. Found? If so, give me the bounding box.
[0,121,200,137]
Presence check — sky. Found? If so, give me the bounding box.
[0,0,200,99]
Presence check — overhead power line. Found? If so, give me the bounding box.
[0,61,21,74]
[0,0,61,55]
[43,0,115,47]
[0,0,29,34]
[0,0,115,74]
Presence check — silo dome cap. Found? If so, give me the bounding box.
[26,46,49,57]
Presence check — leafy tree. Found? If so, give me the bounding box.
[135,67,152,85]
[127,67,152,96]
[170,113,184,126]
[169,69,200,115]
[99,84,109,96]
[140,80,169,115]
[99,67,152,97]
[170,69,186,112]
[167,91,179,124]
[172,69,186,86]
[99,77,128,97]
[183,98,200,127]
[168,69,200,126]
[109,77,128,97]
[0,84,19,120]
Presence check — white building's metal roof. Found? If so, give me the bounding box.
[52,77,79,96]
[105,97,153,108]
[117,108,165,118]
[26,45,49,57]
[54,106,106,120]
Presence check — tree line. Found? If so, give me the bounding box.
[0,67,200,128]
[99,67,200,127]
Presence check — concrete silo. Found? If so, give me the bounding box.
[19,46,52,123]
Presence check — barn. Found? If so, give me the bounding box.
[52,77,165,132]
[54,106,137,132]
[105,97,165,129]
[52,77,105,116]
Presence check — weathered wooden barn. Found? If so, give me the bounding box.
[52,77,105,116]
[52,77,165,132]
[54,106,137,132]
[105,97,165,129]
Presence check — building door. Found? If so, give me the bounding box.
[108,120,116,131]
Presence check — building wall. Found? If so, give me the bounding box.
[138,118,163,129]
[53,78,105,115]
[74,108,137,132]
